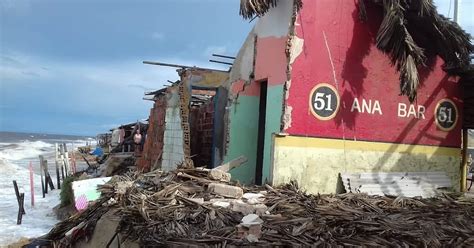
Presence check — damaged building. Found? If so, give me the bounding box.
[224,0,472,195]
[137,66,229,172]
[138,0,473,196]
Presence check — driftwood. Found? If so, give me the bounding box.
[41,169,474,247]
[12,180,26,225]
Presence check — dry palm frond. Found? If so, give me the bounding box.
[359,0,473,102]
[239,0,302,19]
[40,169,474,247]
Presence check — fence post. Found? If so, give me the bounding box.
[29,162,34,207]
[13,180,25,224]
[43,160,55,191]
[39,155,45,198]
[71,142,76,174]
[63,143,71,176]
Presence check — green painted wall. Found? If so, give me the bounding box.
[225,84,284,185]
[262,84,284,183]
[225,95,260,184]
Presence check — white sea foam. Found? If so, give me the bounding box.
[0,140,54,161]
[0,134,95,246]
[0,159,60,246]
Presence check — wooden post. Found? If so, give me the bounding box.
[61,163,65,181]
[39,155,45,198]
[29,162,34,207]
[71,143,77,174]
[59,144,65,180]
[55,143,61,189]
[13,180,26,224]
[461,128,468,192]
[63,143,71,176]
[18,193,25,224]
[56,159,61,189]
[43,160,55,191]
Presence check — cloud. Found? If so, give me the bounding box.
[1,50,221,133]
[151,32,165,41]
[0,54,51,80]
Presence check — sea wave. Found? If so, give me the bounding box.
[0,159,60,245]
[0,140,54,161]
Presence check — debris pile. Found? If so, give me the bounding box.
[42,168,474,247]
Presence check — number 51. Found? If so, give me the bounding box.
[313,92,333,111]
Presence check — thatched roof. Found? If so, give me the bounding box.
[359,0,472,102]
[239,0,473,102]
[239,0,302,19]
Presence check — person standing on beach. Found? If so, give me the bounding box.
[133,129,142,155]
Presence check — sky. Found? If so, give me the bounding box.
[0,0,253,136]
[0,0,472,136]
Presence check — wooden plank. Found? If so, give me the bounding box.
[13,180,25,224]
[17,193,25,225]
[63,143,71,176]
[43,160,55,190]
[214,156,248,172]
[39,155,46,198]
[55,160,61,190]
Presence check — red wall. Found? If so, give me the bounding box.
[190,100,214,167]
[286,0,462,147]
[137,96,166,171]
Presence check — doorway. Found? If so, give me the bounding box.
[255,81,268,185]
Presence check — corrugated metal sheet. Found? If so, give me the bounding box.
[341,172,452,198]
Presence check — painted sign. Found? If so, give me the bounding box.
[434,99,458,131]
[309,83,340,120]
[286,0,462,147]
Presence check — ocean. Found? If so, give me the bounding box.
[0,131,94,246]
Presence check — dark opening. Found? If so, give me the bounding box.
[255,81,268,185]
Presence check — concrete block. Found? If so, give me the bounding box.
[241,214,263,227]
[162,160,170,169]
[208,183,243,198]
[254,204,268,216]
[243,193,265,205]
[231,200,254,215]
[212,201,230,208]
[236,223,262,241]
[209,169,231,182]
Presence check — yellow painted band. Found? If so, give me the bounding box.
[275,135,460,157]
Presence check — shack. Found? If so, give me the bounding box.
[110,121,148,154]
[222,0,473,194]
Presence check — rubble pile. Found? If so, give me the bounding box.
[42,168,474,247]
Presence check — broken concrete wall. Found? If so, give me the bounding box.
[224,0,295,184]
[162,86,185,171]
[137,95,166,171]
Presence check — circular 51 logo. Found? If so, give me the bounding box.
[434,99,458,131]
[309,83,340,120]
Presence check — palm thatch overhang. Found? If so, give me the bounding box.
[239,0,302,19]
[239,0,473,103]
